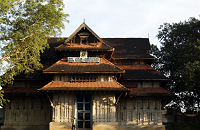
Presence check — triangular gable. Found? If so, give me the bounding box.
[65,22,103,43]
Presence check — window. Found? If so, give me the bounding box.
[70,74,98,82]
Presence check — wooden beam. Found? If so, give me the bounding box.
[115,93,122,106]
[45,92,53,107]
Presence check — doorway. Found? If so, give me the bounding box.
[76,94,92,129]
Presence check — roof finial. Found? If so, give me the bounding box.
[84,18,85,23]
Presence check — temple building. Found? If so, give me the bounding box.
[1,22,171,130]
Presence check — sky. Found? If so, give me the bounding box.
[61,0,200,47]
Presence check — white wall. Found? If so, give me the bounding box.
[117,97,162,125]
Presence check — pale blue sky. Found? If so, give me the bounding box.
[62,0,200,47]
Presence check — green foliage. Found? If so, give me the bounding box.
[150,17,200,112]
[0,0,69,86]
[0,90,9,107]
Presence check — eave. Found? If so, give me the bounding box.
[43,71,125,74]
[112,57,155,60]
[38,81,129,92]
[122,79,170,81]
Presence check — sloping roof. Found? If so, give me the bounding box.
[38,81,129,91]
[118,64,169,80]
[55,42,113,51]
[129,87,171,96]
[13,71,44,80]
[41,38,67,57]
[102,38,153,58]
[65,22,103,43]
[3,88,38,96]
[111,49,154,59]
[41,37,154,58]
[43,58,124,74]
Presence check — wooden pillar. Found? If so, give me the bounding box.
[73,36,75,46]
[96,41,98,47]
[86,38,88,45]
[80,38,82,45]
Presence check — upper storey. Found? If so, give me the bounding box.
[55,22,113,51]
[40,22,155,66]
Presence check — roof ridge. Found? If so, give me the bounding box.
[65,22,103,43]
[102,58,124,72]
[114,80,130,91]
[54,43,63,49]
[38,81,53,90]
[102,41,114,50]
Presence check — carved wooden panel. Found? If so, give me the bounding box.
[4,97,51,126]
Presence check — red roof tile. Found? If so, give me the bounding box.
[117,64,169,80]
[55,42,113,51]
[129,87,171,96]
[38,81,129,91]
[43,58,124,74]
[118,64,154,70]
[102,38,153,58]
[41,38,154,58]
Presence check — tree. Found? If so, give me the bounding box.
[150,17,200,113]
[0,0,69,86]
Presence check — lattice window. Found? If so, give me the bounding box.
[70,74,98,82]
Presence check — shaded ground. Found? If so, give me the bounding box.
[164,123,200,130]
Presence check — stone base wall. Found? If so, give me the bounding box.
[118,125,165,130]
[1,125,49,130]
[93,124,165,130]
[49,122,72,130]
[49,122,165,130]
[93,122,119,130]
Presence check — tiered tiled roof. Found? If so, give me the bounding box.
[118,64,169,80]
[38,81,129,91]
[41,38,155,58]
[129,87,171,96]
[2,21,172,97]
[43,58,124,74]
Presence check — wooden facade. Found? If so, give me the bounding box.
[1,22,171,130]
